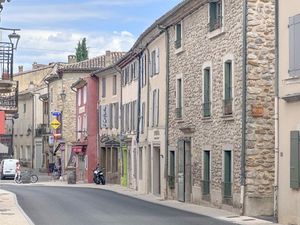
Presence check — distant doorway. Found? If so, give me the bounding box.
[153,147,161,196]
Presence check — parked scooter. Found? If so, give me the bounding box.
[93,165,105,185]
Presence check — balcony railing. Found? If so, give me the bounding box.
[202,102,211,118]
[0,80,18,113]
[175,107,182,119]
[209,16,222,32]
[168,175,175,189]
[223,99,233,115]
[175,39,182,49]
[223,181,232,198]
[0,42,13,81]
[202,179,210,196]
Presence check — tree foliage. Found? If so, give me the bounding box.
[75,37,89,62]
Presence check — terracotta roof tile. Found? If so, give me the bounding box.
[61,51,126,72]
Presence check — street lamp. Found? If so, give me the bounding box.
[8,30,20,50]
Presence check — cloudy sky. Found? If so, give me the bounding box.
[1,0,181,72]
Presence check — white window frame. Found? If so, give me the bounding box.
[223,54,235,113]
[176,74,184,117]
[208,0,225,38]
[175,21,184,54]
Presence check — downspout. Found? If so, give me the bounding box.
[136,53,142,144]
[164,29,170,200]
[241,0,248,215]
[32,92,35,169]
[158,25,170,199]
[274,0,279,222]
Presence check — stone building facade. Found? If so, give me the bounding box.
[44,52,124,178]
[164,0,275,216]
[94,66,122,185]
[277,0,300,224]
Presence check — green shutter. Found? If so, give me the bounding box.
[290,130,300,189]
[175,23,182,49]
[225,61,232,100]
[224,151,232,197]
[210,2,217,29]
[204,69,210,103]
[203,151,210,195]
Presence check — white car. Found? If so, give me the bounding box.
[0,159,19,179]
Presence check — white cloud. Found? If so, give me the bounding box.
[14,29,135,71]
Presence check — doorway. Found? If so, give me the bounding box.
[153,147,161,196]
[178,139,191,202]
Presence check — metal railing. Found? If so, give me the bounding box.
[168,175,175,189]
[175,39,182,49]
[175,107,182,119]
[202,102,211,117]
[209,16,222,32]
[202,179,210,195]
[0,42,13,81]
[223,181,232,198]
[223,99,233,115]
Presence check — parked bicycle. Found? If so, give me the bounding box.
[15,170,39,184]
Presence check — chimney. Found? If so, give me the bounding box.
[68,55,77,64]
[28,81,35,90]
[105,50,112,66]
[18,65,23,73]
[32,62,38,70]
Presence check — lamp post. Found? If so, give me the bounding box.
[60,89,66,178]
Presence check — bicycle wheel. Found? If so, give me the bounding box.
[31,175,38,183]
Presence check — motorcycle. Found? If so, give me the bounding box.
[93,167,105,185]
[15,170,38,184]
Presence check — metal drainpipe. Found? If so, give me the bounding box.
[241,0,248,215]
[163,28,170,199]
[274,0,279,222]
[32,93,35,169]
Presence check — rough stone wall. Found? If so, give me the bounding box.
[168,0,244,211]
[245,0,275,216]
[49,72,86,144]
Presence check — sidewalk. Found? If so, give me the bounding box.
[0,189,33,225]
[1,179,282,225]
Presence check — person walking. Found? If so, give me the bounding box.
[14,161,21,183]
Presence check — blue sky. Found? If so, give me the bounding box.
[1,0,181,71]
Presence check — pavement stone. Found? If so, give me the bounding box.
[0,179,283,225]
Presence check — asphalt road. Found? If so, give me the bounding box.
[2,185,235,225]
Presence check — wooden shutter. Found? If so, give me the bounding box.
[204,151,210,181]
[204,69,210,103]
[224,151,232,197]
[210,2,217,25]
[290,130,300,189]
[156,48,160,74]
[289,15,300,76]
[156,89,159,126]
[225,61,232,100]
[115,103,119,129]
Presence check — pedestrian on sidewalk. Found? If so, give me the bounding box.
[14,161,21,182]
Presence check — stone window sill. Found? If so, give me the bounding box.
[284,75,300,85]
[208,27,225,39]
[175,46,184,55]
[221,115,234,121]
[202,117,213,122]
[175,118,184,123]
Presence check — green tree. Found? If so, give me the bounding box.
[75,37,89,62]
